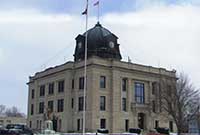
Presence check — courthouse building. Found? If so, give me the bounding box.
[27,22,177,133]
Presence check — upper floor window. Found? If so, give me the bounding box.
[39,102,44,114]
[57,99,64,112]
[100,96,106,111]
[152,82,156,95]
[122,78,127,91]
[78,97,84,111]
[100,76,106,88]
[79,77,84,90]
[152,100,156,113]
[152,82,160,95]
[31,89,35,99]
[71,98,74,109]
[167,85,172,96]
[31,104,34,115]
[122,98,127,111]
[72,79,74,89]
[48,82,54,95]
[58,80,65,93]
[48,100,54,112]
[39,85,45,97]
[135,82,145,104]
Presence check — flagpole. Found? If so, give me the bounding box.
[83,0,88,135]
[97,2,99,22]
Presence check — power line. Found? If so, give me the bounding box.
[34,40,74,71]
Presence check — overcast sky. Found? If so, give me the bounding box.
[0,0,200,114]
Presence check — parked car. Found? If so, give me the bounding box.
[96,129,109,135]
[155,127,169,135]
[129,128,142,134]
[6,124,34,135]
[0,125,5,130]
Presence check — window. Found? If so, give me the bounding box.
[100,76,106,88]
[39,120,42,129]
[155,120,159,129]
[125,119,129,132]
[152,100,156,113]
[31,89,35,99]
[29,121,32,128]
[48,100,54,112]
[58,119,62,131]
[58,80,65,93]
[122,78,127,91]
[39,102,44,114]
[40,85,45,97]
[152,82,157,95]
[122,98,127,111]
[100,96,106,111]
[100,119,106,129]
[0,120,3,124]
[37,120,39,129]
[167,85,172,96]
[31,104,34,115]
[72,79,74,89]
[57,99,64,112]
[6,120,11,123]
[48,82,54,95]
[135,82,145,104]
[71,98,74,109]
[78,97,84,111]
[77,119,81,131]
[79,77,84,89]
[169,121,173,132]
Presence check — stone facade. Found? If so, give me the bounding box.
[27,57,177,133]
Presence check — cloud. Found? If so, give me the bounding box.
[102,4,200,87]
[0,3,200,113]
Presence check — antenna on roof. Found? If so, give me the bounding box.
[128,56,131,63]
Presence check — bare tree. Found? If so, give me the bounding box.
[161,73,200,134]
[5,106,25,117]
[0,105,6,115]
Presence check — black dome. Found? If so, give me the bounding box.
[74,22,122,61]
[83,22,113,40]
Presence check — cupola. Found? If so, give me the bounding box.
[74,22,122,61]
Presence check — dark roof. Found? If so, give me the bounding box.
[74,22,122,61]
[83,22,117,38]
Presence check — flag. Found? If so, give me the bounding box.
[82,0,88,15]
[94,1,99,6]
[82,8,87,15]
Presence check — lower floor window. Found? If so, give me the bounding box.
[29,121,32,128]
[125,119,129,132]
[169,121,173,132]
[155,120,159,129]
[37,120,39,129]
[77,119,80,131]
[58,119,62,131]
[77,119,83,131]
[39,120,42,129]
[100,119,106,129]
